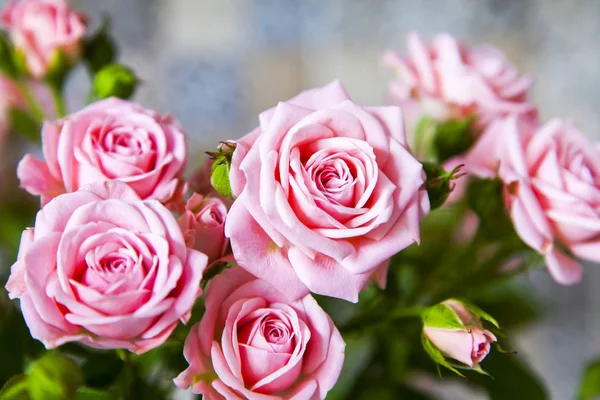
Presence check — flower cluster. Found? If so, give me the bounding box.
[1,2,597,399]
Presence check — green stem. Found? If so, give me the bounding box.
[15,80,46,125]
[50,85,67,117]
[341,306,425,335]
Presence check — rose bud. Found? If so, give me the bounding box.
[5,181,208,353]
[93,63,139,100]
[422,299,498,372]
[17,98,187,206]
[178,193,228,264]
[174,267,345,400]
[1,0,87,78]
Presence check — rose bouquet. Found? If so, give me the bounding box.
[0,2,599,400]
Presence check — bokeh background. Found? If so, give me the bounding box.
[3,1,600,399]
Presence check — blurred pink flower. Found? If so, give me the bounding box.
[2,0,86,78]
[384,32,537,137]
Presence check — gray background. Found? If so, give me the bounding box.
[8,1,600,398]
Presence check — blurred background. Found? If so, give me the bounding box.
[2,1,600,399]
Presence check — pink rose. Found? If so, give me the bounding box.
[5,181,207,353]
[383,32,536,136]
[1,0,86,78]
[423,300,496,367]
[466,116,596,284]
[17,97,187,205]
[174,267,345,400]
[178,193,229,264]
[226,81,429,302]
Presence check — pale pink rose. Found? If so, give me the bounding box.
[5,181,207,353]
[226,81,430,302]
[466,116,597,284]
[2,0,86,78]
[174,267,345,400]
[383,32,536,138]
[178,193,228,264]
[17,98,187,205]
[424,300,496,367]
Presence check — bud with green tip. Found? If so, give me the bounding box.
[422,299,499,376]
[422,161,466,209]
[208,142,236,199]
[93,64,138,100]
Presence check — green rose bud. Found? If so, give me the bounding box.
[208,142,236,200]
[422,161,465,209]
[422,299,499,376]
[93,64,138,100]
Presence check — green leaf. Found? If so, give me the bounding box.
[578,357,600,400]
[27,352,83,400]
[421,333,463,377]
[7,108,39,142]
[422,303,465,330]
[0,375,30,400]
[84,17,117,74]
[450,298,500,328]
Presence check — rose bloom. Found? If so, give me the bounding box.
[18,97,187,206]
[383,32,536,136]
[226,80,429,302]
[174,267,345,400]
[5,181,207,353]
[424,300,496,367]
[1,0,86,78]
[466,115,598,284]
[178,192,229,264]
